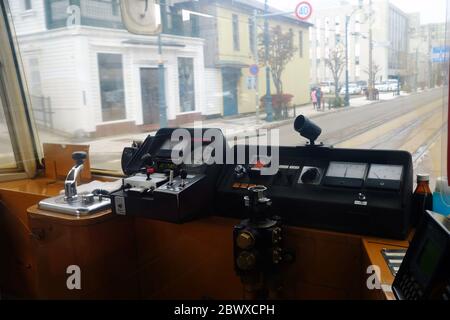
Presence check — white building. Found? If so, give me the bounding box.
[409,13,447,89]
[9,0,208,138]
[309,0,410,86]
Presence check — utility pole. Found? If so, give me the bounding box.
[368,0,374,100]
[264,0,273,122]
[428,30,433,89]
[344,15,350,107]
[158,0,168,127]
[415,47,419,92]
[253,9,260,123]
[344,0,363,107]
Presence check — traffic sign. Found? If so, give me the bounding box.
[295,1,313,21]
[249,64,259,76]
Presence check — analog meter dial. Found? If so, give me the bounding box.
[366,164,403,190]
[324,162,368,188]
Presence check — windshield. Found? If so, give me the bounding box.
[3,0,449,183]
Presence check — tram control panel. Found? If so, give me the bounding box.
[111,128,226,223]
[217,116,413,239]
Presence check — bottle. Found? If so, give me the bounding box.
[411,174,433,227]
[432,177,450,216]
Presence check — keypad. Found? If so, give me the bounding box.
[398,273,423,300]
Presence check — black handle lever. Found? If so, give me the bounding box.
[72,151,87,166]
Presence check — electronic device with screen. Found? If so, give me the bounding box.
[216,116,413,239]
[111,128,227,223]
[393,211,450,300]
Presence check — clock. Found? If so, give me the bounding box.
[120,0,162,35]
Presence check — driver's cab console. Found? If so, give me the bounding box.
[110,128,226,223]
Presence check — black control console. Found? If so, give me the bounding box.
[111,128,227,223]
[393,211,450,300]
[217,117,413,239]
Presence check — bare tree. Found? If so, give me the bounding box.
[258,25,297,96]
[324,46,345,101]
[364,63,382,87]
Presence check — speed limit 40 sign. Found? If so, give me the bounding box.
[295,1,313,21]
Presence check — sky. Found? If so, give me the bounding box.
[261,0,447,24]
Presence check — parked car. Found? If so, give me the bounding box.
[387,80,399,91]
[320,81,335,94]
[356,80,368,92]
[375,82,389,92]
[340,83,362,95]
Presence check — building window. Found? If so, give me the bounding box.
[112,0,119,16]
[24,0,32,11]
[232,14,240,51]
[335,34,341,45]
[249,17,255,54]
[98,53,126,122]
[178,57,196,112]
[299,31,304,58]
[355,56,360,65]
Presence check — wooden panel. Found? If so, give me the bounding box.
[134,217,242,300]
[282,226,362,299]
[28,210,139,299]
[135,217,364,300]
[0,190,47,298]
[42,143,91,182]
[361,239,409,300]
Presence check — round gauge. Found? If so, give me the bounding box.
[120,0,162,35]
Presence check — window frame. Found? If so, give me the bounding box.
[24,0,32,11]
[232,14,240,51]
[249,17,255,55]
[178,57,196,113]
[299,31,304,58]
[97,52,127,123]
[0,1,39,181]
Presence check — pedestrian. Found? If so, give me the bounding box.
[316,88,323,111]
[311,89,317,110]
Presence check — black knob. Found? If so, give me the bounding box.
[234,165,247,179]
[72,151,87,165]
[180,169,188,180]
[301,168,320,184]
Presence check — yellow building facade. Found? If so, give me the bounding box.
[211,1,311,116]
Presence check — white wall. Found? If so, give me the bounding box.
[8,0,47,35]
[204,68,223,116]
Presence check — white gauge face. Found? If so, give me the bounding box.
[326,162,368,179]
[368,165,403,181]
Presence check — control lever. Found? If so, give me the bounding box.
[234,185,294,299]
[180,169,188,187]
[168,169,174,186]
[146,167,155,181]
[244,185,272,221]
[64,152,87,202]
